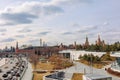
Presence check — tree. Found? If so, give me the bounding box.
[30,53,39,69]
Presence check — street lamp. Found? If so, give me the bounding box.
[90,53,93,74]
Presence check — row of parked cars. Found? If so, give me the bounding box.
[2,60,27,80]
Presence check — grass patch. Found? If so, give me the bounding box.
[32,62,54,80]
[79,52,115,69]
[72,73,83,80]
[33,72,50,80]
[32,62,54,70]
[79,60,111,69]
[31,56,73,80]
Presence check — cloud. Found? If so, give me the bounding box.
[42,5,64,15]
[0,0,91,26]
[77,25,98,33]
[1,33,6,36]
[0,1,63,26]
[51,0,92,5]
[103,31,120,36]
[37,31,51,36]
[18,28,32,33]
[103,22,109,26]
[0,38,15,42]
[27,39,40,46]
[0,12,38,25]
[0,28,7,32]
[15,35,25,38]
[28,39,38,43]
[62,31,73,35]
[72,23,80,27]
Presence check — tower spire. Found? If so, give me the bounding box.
[98,35,100,41]
[97,34,101,45]
[85,36,89,48]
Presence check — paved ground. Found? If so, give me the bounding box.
[64,62,120,80]
[21,60,33,80]
[0,58,6,67]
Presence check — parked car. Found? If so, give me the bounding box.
[11,71,16,76]
[16,72,20,77]
[2,74,8,78]
[8,75,13,80]
[7,70,11,74]
[0,69,2,73]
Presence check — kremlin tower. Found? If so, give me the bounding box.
[96,35,105,47]
[96,35,101,45]
[84,36,89,48]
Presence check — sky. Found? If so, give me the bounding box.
[0,0,120,49]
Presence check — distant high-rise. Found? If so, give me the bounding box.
[74,41,77,49]
[5,46,8,50]
[40,39,42,46]
[43,41,45,47]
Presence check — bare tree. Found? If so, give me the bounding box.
[30,53,39,70]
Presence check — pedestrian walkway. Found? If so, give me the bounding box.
[63,62,120,80]
[21,62,33,80]
[64,73,73,80]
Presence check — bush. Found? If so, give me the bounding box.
[62,61,73,68]
[36,71,47,73]
[49,55,73,69]
[80,54,101,63]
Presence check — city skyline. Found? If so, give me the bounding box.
[0,0,120,49]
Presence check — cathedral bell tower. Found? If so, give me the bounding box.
[84,36,89,48]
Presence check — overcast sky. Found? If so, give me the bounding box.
[0,0,120,49]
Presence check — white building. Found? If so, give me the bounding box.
[110,52,120,57]
[59,50,106,61]
[110,52,120,72]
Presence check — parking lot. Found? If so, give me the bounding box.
[0,54,28,80]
